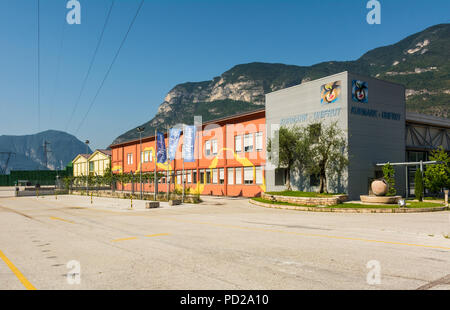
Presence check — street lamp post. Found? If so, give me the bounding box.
[85,140,90,193]
[137,127,145,200]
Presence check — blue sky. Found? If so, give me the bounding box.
[0,0,448,150]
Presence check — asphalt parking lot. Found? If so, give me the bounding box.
[0,189,449,290]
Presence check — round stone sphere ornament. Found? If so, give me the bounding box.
[371,179,389,196]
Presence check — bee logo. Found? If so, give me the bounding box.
[321,81,341,104]
[352,80,368,103]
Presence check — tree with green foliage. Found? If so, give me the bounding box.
[268,122,348,193]
[267,125,304,191]
[414,169,424,202]
[382,163,396,196]
[300,122,348,193]
[424,146,450,194]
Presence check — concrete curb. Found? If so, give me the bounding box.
[249,199,449,213]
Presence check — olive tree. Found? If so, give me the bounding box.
[300,122,349,193]
[267,125,304,191]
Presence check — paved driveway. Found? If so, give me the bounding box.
[0,193,449,290]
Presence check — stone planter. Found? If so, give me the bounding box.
[360,195,401,204]
[169,199,182,206]
[146,202,160,209]
[261,192,348,206]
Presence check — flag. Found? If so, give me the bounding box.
[182,125,196,162]
[168,128,182,161]
[156,131,167,163]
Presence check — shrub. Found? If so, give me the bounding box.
[414,169,424,202]
[382,163,396,196]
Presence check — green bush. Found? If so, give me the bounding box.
[414,169,424,202]
[382,163,396,196]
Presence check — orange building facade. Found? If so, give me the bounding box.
[109,109,267,197]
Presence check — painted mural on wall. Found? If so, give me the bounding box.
[352,80,368,103]
[320,81,341,104]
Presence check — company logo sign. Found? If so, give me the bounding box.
[352,80,368,103]
[320,81,341,104]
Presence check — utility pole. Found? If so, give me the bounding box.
[137,127,145,200]
[0,152,15,175]
[43,141,51,169]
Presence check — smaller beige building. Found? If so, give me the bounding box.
[72,154,90,177]
[72,150,111,177]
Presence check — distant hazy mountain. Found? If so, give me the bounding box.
[0,130,92,174]
[113,23,449,145]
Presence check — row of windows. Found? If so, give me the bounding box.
[167,167,264,185]
[235,132,263,153]
[125,132,264,165]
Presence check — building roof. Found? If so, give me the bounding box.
[72,153,90,163]
[406,112,450,129]
[96,149,112,156]
[109,108,266,148]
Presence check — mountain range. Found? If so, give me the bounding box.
[114,23,448,144]
[0,130,92,174]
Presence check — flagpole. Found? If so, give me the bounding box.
[167,125,170,202]
[182,123,185,203]
[154,129,157,201]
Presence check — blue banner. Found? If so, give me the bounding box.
[182,125,196,162]
[156,131,167,163]
[168,128,182,161]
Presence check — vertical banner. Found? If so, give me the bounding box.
[156,131,167,163]
[168,128,182,161]
[182,125,196,162]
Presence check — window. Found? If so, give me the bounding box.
[182,171,186,184]
[235,135,242,153]
[193,170,198,184]
[244,133,254,152]
[89,161,94,172]
[212,139,218,155]
[219,168,224,184]
[149,150,153,162]
[275,168,287,186]
[177,171,181,185]
[310,174,320,187]
[212,168,218,184]
[200,170,205,184]
[144,150,151,162]
[255,166,263,185]
[244,167,254,184]
[235,168,242,185]
[227,168,234,185]
[206,169,211,184]
[205,140,211,157]
[127,153,133,165]
[187,170,192,183]
[141,152,144,164]
[256,132,263,151]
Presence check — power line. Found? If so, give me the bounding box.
[65,0,116,132]
[74,0,145,136]
[50,11,67,126]
[37,0,40,132]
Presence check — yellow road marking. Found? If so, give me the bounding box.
[0,249,36,290]
[158,217,450,251]
[145,233,170,238]
[55,203,450,251]
[112,237,138,242]
[112,233,170,242]
[50,216,74,224]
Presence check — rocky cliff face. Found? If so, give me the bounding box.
[113,23,449,145]
[0,130,92,174]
